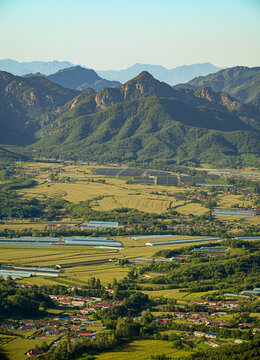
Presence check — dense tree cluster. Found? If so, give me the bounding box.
[0,277,53,317]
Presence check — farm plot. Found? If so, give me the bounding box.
[95,340,189,360]
[142,288,187,300]
[217,194,253,208]
[18,177,189,214]
[18,181,132,202]
[174,202,208,216]
[0,245,117,266]
[64,262,129,284]
[93,194,172,213]
[1,334,59,360]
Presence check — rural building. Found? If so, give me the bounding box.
[191,247,228,254]
[27,349,46,358]
[80,221,119,229]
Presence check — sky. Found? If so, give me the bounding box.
[0,0,260,70]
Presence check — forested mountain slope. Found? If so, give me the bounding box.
[0,71,78,145]
[186,66,260,103]
[0,69,259,166]
[31,72,260,166]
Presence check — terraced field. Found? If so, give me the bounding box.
[175,202,208,215]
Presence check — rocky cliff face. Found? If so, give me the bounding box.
[193,87,239,108]
[0,72,77,111]
[95,87,123,110]
[188,66,260,103]
[94,71,177,110]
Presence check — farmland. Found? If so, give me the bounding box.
[0,333,59,360]
[18,178,188,214]
[95,340,189,360]
[0,235,220,286]
[0,160,260,360]
[0,239,259,360]
[12,161,258,224]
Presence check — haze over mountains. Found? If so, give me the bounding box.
[97,62,223,85]
[47,66,120,91]
[0,59,75,76]
[0,59,222,86]
[0,65,259,167]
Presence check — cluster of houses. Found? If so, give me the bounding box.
[23,314,101,357]
[48,294,123,310]
[2,295,259,358]
[173,311,228,327]
[190,300,239,310]
[1,314,99,337]
[194,331,219,338]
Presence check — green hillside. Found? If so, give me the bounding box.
[0,69,259,167]
[0,71,78,145]
[0,146,25,161]
[187,66,260,103]
[32,72,260,167]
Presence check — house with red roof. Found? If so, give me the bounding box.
[27,349,46,358]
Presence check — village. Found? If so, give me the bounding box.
[0,280,259,358]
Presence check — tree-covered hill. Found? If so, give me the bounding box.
[0,69,260,166]
[186,66,260,103]
[31,72,260,166]
[0,146,24,160]
[0,70,78,145]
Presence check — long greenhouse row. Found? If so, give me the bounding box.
[145,237,221,246]
[0,236,123,248]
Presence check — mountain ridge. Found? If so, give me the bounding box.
[0,59,223,86]
[186,66,260,103]
[97,62,223,85]
[30,71,260,167]
[0,70,78,145]
[0,59,75,76]
[46,66,121,91]
[0,69,259,167]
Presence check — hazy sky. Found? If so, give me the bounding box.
[0,0,260,69]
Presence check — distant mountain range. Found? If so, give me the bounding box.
[0,59,75,76]
[0,59,222,86]
[97,62,223,85]
[184,66,260,103]
[0,66,259,166]
[46,66,120,91]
